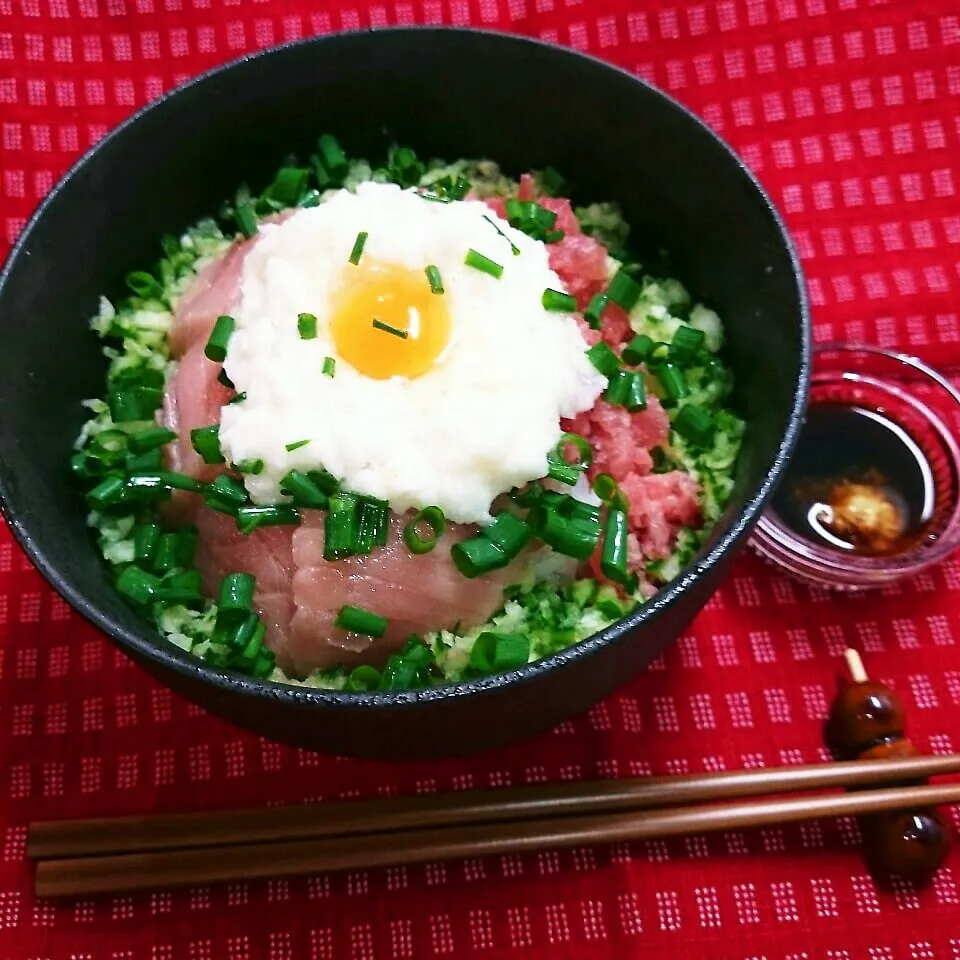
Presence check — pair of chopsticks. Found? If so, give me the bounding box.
[29,753,960,898]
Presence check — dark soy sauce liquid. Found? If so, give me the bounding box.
[772,402,935,554]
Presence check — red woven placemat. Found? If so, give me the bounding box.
[3,1,960,957]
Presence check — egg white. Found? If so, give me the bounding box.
[218,181,605,524]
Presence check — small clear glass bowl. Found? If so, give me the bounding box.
[749,343,960,590]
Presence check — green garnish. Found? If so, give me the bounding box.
[673,405,714,446]
[372,319,408,339]
[528,503,600,560]
[584,293,607,329]
[285,439,311,452]
[349,231,368,265]
[606,268,642,312]
[542,288,578,312]
[236,458,264,475]
[585,342,621,379]
[464,249,504,279]
[335,604,388,638]
[298,312,318,339]
[236,504,300,535]
[280,469,329,509]
[235,203,257,239]
[403,506,446,554]
[425,265,444,294]
[204,315,235,363]
[600,508,631,587]
[322,356,336,377]
[622,334,655,365]
[190,425,225,465]
[468,632,530,674]
[317,134,349,179]
[656,363,689,404]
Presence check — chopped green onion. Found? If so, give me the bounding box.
[236,504,300,535]
[545,432,592,486]
[645,342,671,368]
[586,342,621,379]
[86,474,127,510]
[205,495,240,517]
[115,565,161,606]
[669,325,707,366]
[356,497,389,553]
[209,475,248,507]
[606,268,642,312]
[235,203,257,239]
[481,215,520,256]
[153,532,180,573]
[601,508,630,586]
[622,334,655,366]
[285,439,311,452]
[297,312,318,339]
[90,429,128,464]
[403,506,446,554]
[484,512,532,559]
[541,166,569,196]
[155,569,204,606]
[299,189,322,208]
[154,470,204,492]
[112,365,165,390]
[236,458,264,475]
[125,449,164,473]
[464,249,504,279]
[656,362,690,403]
[124,474,173,503]
[322,357,336,378]
[225,611,260,650]
[469,632,531,674]
[324,495,358,560]
[252,650,276,678]
[133,523,161,564]
[108,387,161,422]
[129,426,176,454]
[317,134,348,179]
[372,318,408,339]
[425,265,444,294]
[204,315,235,363]
[190,425,224,465]
[542,288,578,312]
[604,369,633,406]
[217,368,235,390]
[673,404,715,446]
[584,293,608,329]
[335,604,388,638]
[280,469,329,509]
[70,451,102,480]
[503,199,560,242]
[593,473,630,512]
[263,166,310,207]
[177,525,199,566]
[625,372,647,412]
[379,654,421,690]
[228,392,247,405]
[218,572,255,614]
[451,536,509,578]
[307,469,340,496]
[125,270,163,300]
[344,665,382,692]
[348,231,368,265]
[528,505,600,560]
[388,146,425,186]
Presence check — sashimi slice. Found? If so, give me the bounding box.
[282,514,531,676]
[160,342,234,483]
[169,239,251,357]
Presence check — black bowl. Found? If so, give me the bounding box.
[0,27,809,760]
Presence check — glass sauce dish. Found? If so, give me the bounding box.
[749,344,960,590]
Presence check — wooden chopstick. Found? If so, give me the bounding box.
[33,779,960,897]
[28,754,960,861]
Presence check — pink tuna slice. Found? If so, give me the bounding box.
[181,505,530,678]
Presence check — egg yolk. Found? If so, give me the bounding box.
[330,262,451,380]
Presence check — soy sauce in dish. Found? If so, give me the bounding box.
[771,402,935,556]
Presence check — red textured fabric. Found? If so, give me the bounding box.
[2,1,960,957]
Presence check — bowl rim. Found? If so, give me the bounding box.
[0,24,812,709]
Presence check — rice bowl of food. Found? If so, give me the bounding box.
[0,28,809,758]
